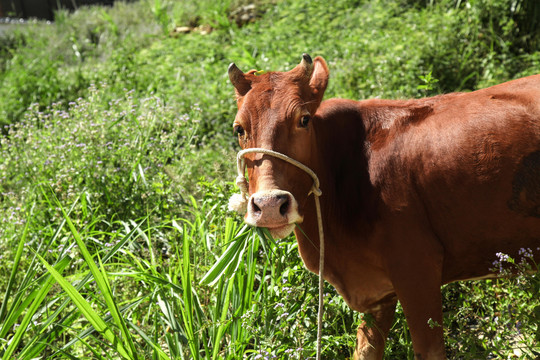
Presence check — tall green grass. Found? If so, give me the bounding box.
[0,187,359,359]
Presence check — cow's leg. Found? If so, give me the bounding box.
[382,210,447,359]
[390,261,446,359]
[354,300,397,360]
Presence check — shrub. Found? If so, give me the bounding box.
[0,83,222,239]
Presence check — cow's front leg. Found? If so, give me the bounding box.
[390,259,446,359]
[384,215,447,359]
[354,300,397,360]
[396,281,445,359]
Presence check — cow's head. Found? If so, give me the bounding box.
[229,54,329,238]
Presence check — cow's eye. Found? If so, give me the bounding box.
[234,125,245,136]
[299,115,311,128]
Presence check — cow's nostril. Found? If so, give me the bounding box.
[250,197,262,214]
[279,199,290,216]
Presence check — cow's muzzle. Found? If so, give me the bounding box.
[245,189,303,239]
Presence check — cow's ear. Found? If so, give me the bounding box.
[309,56,329,106]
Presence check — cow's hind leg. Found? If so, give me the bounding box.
[354,300,397,360]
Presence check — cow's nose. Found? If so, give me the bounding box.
[251,192,290,216]
[248,190,293,225]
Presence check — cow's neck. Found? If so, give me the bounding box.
[308,97,435,233]
[295,99,378,276]
[315,99,377,232]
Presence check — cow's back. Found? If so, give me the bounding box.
[365,75,540,282]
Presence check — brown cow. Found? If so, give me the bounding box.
[227,54,540,359]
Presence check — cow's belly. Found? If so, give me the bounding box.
[440,231,540,283]
[415,140,540,282]
[425,179,540,283]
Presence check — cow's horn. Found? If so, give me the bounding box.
[300,53,314,78]
[228,63,251,95]
[228,63,244,87]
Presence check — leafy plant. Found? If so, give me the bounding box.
[417,70,440,95]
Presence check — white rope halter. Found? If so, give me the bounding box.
[228,148,326,360]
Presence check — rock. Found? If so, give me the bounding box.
[229,4,258,27]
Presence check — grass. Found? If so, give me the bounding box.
[0,0,539,358]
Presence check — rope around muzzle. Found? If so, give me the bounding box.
[229,148,326,360]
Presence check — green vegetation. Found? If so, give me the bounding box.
[0,0,539,358]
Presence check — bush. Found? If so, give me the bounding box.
[0,83,222,236]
